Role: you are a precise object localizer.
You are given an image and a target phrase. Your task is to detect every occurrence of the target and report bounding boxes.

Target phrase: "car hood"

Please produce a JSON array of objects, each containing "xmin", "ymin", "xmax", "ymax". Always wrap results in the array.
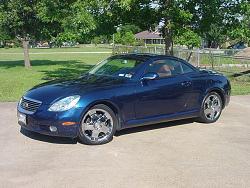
[
  {"xmin": 199, "ymin": 69, "xmax": 222, "ymax": 75},
  {"xmin": 24, "ymin": 74, "xmax": 126, "ymax": 104}
]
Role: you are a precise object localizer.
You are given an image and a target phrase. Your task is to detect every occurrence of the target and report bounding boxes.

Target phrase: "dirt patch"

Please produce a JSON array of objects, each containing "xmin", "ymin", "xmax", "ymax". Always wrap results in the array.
[{"xmin": 235, "ymin": 47, "xmax": 250, "ymax": 58}]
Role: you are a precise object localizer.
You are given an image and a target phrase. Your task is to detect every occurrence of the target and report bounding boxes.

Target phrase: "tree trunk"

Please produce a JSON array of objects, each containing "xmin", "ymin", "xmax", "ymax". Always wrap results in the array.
[
  {"xmin": 22, "ymin": 40, "xmax": 31, "ymax": 68},
  {"xmin": 187, "ymin": 51, "xmax": 193, "ymax": 61},
  {"xmin": 164, "ymin": 21, "xmax": 174, "ymax": 56},
  {"xmin": 207, "ymin": 40, "xmax": 212, "ymax": 48},
  {"xmin": 164, "ymin": 0, "xmax": 173, "ymax": 56}
]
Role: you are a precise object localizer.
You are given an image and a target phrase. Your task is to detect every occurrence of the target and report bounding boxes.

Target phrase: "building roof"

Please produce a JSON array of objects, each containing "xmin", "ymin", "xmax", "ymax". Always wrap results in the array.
[{"xmin": 135, "ymin": 30, "xmax": 163, "ymax": 40}]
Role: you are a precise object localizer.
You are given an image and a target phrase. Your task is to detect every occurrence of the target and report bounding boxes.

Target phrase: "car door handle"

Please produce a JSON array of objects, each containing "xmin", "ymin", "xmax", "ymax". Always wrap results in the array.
[{"xmin": 181, "ymin": 81, "xmax": 192, "ymax": 87}]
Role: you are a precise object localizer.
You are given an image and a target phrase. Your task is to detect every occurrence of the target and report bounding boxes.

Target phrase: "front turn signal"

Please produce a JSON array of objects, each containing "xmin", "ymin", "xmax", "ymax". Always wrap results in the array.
[{"xmin": 62, "ymin": 122, "xmax": 77, "ymax": 126}]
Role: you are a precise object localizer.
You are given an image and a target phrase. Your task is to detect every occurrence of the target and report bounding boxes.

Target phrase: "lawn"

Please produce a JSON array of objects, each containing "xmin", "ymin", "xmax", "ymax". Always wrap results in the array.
[
  {"xmin": 216, "ymin": 67, "xmax": 250, "ymax": 95},
  {"xmin": 0, "ymin": 46, "xmax": 112, "ymax": 53},
  {"xmin": 0, "ymin": 47, "xmax": 111, "ymax": 102},
  {"xmin": 0, "ymin": 47, "xmax": 249, "ymax": 102}
]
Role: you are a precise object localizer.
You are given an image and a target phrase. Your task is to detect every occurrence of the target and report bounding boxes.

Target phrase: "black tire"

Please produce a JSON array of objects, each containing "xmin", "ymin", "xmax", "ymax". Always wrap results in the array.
[
  {"xmin": 198, "ymin": 92, "xmax": 223, "ymax": 123},
  {"xmin": 78, "ymin": 104, "xmax": 117, "ymax": 145}
]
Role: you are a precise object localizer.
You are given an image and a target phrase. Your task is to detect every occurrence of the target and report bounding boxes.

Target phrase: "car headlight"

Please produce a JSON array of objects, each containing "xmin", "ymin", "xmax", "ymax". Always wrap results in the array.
[
  {"xmin": 18, "ymin": 97, "xmax": 23, "ymax": 105},
  {"xmin": 48, "ymin": 95, "xmax": 80, "ymax": 112}
]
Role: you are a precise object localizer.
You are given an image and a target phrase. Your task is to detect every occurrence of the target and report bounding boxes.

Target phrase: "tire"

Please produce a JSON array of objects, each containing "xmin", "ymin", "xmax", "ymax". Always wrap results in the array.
[
  {"xmin": 198, "ymin": 92, "xmax": 223, "ymax": 123},
  {"xmin": 78, "ymin": 104, "xmax": 117, "ymax": 145}
]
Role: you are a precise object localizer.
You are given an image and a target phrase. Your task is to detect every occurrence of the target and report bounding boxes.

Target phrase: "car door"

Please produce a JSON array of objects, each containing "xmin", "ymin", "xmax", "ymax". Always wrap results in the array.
[
  {"xmin": 179, "ymin": 61, "xmax": 203, "ymax": 111},
  {"xmin": 135, "ymin": 58, "xmax": 193, "ymax": 119}
]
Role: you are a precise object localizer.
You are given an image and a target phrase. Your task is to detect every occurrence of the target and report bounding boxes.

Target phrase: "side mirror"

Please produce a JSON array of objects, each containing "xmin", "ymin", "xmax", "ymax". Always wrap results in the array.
[{"xmin": 141, "ymin": 72, "xmax": 159, "ymax": 81}]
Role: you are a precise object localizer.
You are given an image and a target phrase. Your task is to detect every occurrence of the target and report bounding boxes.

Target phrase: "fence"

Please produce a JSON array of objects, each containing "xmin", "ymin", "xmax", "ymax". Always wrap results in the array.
[
  {"xmin": 113, "ymin": 45, "xmax": 249, "ymax": 67},
  {"xmin": 113, "ymin": 45, "xmax": 250, "ymax": 92},
  {"xmin": 113, "ymin": 45, "xmax": 250, "ymax": 75}
]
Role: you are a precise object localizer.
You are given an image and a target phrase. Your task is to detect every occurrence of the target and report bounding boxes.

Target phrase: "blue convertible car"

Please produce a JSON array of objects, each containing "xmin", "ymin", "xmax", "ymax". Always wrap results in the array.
[{"xmin": 17, "ymin": 54, "xmax": 230, "ymax": 145}]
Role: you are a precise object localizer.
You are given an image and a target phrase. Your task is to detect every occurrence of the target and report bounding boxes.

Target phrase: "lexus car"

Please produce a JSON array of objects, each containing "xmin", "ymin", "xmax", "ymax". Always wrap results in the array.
[{"xmin": 17, "ymin": 54, "xmax": 230, "ymax": 145}]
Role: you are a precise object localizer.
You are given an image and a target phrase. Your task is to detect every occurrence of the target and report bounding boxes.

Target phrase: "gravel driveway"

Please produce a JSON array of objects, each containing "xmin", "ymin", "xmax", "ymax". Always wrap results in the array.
[{"xmin": 1, "ymin": 96, "xmax": 250, "ymax": 188}]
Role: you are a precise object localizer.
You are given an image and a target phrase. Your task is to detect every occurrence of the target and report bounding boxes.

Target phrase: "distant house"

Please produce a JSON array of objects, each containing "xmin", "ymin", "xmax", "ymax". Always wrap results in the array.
[{"xmin": 135, "ymin": 30, "xmax": 164, "ymax": 45}]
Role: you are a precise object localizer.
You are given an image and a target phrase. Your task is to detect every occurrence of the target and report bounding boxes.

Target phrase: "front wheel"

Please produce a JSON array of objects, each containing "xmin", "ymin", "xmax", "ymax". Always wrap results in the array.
[
  {"xmin": 198, "ymin": 92, "xmax": 223, "ymax": 123},
  {"xmin": 78, "ymin": 104, "xmax": 117, "ymax": 145}
]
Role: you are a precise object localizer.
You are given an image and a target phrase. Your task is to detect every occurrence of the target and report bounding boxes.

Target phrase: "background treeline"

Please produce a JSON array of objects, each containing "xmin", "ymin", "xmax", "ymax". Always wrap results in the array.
[{"xmin": 0, "ymin": 0, "xmax": 249, "ymax": 52}]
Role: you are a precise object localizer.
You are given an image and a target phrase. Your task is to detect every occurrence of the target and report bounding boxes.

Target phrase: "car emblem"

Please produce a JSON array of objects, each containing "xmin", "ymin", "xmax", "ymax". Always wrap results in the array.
[{"xmin": 23, "ymin": 102, "xmax": 29, "ymax": 108}]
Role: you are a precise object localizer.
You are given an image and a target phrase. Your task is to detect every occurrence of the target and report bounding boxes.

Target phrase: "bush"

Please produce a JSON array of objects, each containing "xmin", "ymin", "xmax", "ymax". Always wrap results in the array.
[
  {"xmin": 92, "ymin": 37, "xmax": 102, "ymax": 46},
  {"xmin": 115, "ymin": 31, "xmax": 136, "ymax": 46}
]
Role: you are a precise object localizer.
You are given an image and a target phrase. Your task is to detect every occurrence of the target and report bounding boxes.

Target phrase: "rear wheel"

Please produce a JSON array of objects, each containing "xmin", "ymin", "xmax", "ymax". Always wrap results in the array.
[
  {"xmin": 198, "ymin": 92, "xmax": 223, "ymax": 123},
  {"xmin": 78, "ymin": 104, "xmax": 117, "ymax": 145}
]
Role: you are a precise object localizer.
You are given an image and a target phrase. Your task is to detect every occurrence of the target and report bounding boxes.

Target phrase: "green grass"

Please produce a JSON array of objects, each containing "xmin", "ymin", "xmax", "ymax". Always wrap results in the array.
[
  {"xmin": 230, "ymin": 81, "xmax": 250, "ymax": 95},
  {"xmin": 215, "ymin": 67, "xmax": 250, "ymax": 96},
  {"xmin": 199, "ymin": 54, "xmax": 249, "ymax": 66},
  {"xmin": 0, "ymin": 47, "xmax": 249, "ymax": 102},
  {"xmin": 0, "ymin": 46, "xmax": 112, "ymax": 53},
  {"xmin": 0, "ymin": 47, "xmax": 111, "ymax": 101},
  {"xmin": 177, "ymin": 52, "xmax": 249, "ymax": 66}
]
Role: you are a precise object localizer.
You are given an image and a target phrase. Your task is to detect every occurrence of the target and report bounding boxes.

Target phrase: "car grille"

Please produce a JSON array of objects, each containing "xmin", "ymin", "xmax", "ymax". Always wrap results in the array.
[{"xmin": 20, "ymin": 97, "xmax": 42, "ymax": 112}]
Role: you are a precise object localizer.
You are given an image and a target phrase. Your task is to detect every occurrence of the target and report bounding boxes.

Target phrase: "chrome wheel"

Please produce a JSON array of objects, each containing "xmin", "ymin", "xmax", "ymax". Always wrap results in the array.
[
  {"xmin": 81, "ymin": 108, "xmax": 113, "ymax": 142},
  {"xmin": 204, "ymin": 94, "xmax": 222, "ymax": 121}
]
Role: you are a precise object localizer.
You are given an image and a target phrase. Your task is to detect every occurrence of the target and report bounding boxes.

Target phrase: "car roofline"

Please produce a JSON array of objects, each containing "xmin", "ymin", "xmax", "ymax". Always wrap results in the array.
[
  {"xmin": 111, "ymin": 53, "xmax": 178, "ymax": 61},
  {"xmin": 109, "ymin": 53, "xmax": 198, "ymax": 70}
]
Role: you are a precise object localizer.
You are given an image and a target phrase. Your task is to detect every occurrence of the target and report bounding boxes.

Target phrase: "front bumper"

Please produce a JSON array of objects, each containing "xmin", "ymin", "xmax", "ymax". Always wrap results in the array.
[{"xmin": 17, "ymin": 104, "xmax": 85, "ymax": 138}]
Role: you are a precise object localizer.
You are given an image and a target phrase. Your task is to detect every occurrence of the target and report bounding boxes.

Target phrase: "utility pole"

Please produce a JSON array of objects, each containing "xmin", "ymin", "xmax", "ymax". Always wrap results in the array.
[
  {"xmin": 112, "ymin": 24, "xmax": 121, "ymax": 54},
  {"xmin": 112, "ymin": 33, "xmax": 115, "ymax": 54}
]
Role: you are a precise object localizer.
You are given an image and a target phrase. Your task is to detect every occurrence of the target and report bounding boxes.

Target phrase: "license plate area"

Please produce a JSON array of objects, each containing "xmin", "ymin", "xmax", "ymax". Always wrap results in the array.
[{"xmin": 18, "ymin": 112, "xmax": 27, "ymax": 125}]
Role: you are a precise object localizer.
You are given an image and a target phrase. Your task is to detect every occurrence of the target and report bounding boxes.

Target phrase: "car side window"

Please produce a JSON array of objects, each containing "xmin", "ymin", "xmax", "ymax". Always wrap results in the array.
[
  {"xmin": 93, "ymin": 58, "xmax": 142, "ymax": 78},
  {"xmin": 181, "ymin": 63, "xmax": 195, "ymax": 74},
  {"xmin": 145, "ymin": 59, "xmax": 183, "ymax": 78}
]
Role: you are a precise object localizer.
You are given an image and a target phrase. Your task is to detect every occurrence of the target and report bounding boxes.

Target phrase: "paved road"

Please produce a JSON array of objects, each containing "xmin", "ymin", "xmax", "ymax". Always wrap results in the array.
[{"xmin": 0, "ymin": 96, "xmax": 250, "ymax": 188}]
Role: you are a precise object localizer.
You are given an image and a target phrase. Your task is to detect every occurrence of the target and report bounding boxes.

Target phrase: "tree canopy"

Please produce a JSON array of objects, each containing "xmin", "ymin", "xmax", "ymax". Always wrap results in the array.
[
  {"xmin": 0, "ymin": 0, "xmax": 249, "ymax": 65},
  {"xmin": 0, "ymin": 0, "xmax": 98, "ymax": 67}
]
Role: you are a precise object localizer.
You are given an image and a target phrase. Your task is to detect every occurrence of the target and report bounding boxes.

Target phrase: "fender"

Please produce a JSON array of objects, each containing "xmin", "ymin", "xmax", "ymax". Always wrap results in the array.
[
  {"xmin": 79, "ymin": 99, "xmax": 123, "ymax": 131},
  {"xmin": 203, "ymin": 86, "xmax": 226, "ymax": 108}
]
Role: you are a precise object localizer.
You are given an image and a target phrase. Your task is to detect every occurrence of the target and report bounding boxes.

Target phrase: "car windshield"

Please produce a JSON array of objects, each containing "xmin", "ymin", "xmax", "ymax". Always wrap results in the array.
[{"xmin": 89, "ymin": 57, "xmax": 143, "ymax": 79}]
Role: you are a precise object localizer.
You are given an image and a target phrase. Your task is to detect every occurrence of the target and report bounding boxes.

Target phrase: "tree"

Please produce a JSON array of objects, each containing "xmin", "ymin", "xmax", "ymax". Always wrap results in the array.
[
  {"xmin": 228, "ymin": 1, "xmax": 250, "ymax": 45},
  {"xmin": 89, "ymin": 0, "xmax": 195, "ymax": 54},
  {"xmin": 0, "ymin": 0, "xmax": 45, "ymax": 67},
  {"xmin": 85, "ymin": 0, "xmax": 134, "ymax": 37},
  {"xmin": 175, "ymin": 29, "xmax": 201, "ymax": 49},
  {"xmin": 115, "ymin": 31, "xmax": 136, "ymax": 45},
  {"xmin": 37, "ymin": 0, "xmax": 97, "ymax": 45},
  {"xmin": 150, "ymin": 0, "xmax": 193, "ymax": 55},
  {"xmin": 119, "ymin": 0, "xmax": 249, "ymax": 52},
  {"xmin": 92, "ymin": 36, "xmax": 102, "ymax": 46},
  {"xmin": 122, "ymin": 31, "xmax": 136, "ymax": 45},
  {"xmin": 0, "ymin": 0, "xmax": 96, "ymax": 67},
  {"xmin": 119, "ymin": 24, "xmax": 141, "ymax": 34},
  {"xmin": 109, "ymin": 0, "xmax": 193, "ymax": 55},
  {"xmin": 207, "ymin": 24, "xmax": 226, "ymax": 48},
  {"xmin": 0, "ymin": 29, "xmax": 11, "ymax": 47},
  {"xmin": 184, "ymin": 0, "xmax": 249, "ymax": 48},
  {"xmin": 88, "ymin": 0, "xmax": 157, "ymax": 40}
]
